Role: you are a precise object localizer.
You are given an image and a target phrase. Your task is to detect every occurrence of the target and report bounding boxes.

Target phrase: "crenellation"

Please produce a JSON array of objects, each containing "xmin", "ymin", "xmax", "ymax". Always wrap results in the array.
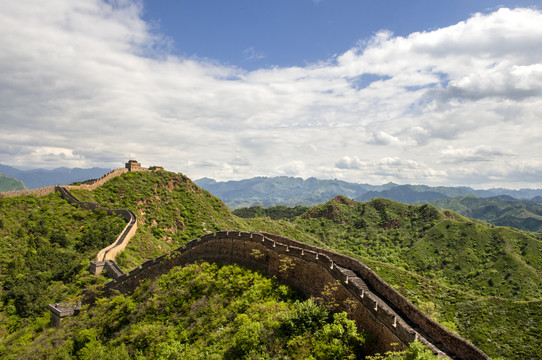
[
  {"xmin": 34, "ymin": 163, "xmax": 489, "ymax": 359},
  {"xmin": 141, "ymin": 259, "xmax": 155, "ymax": 268},
  {"xmin": 288, "ymin": 246, "xmax": 303, "ymax": 257},
  {"xmin": 92, "ymin": 230, "xmax": 483, "ymax": 357}
]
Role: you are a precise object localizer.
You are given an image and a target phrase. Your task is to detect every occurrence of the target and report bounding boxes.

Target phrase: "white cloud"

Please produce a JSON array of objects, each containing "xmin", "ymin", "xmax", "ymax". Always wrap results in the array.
[
  {"xmin": 243, "ymin": 47, "xmax": 265, "ymax": 61},
  {"xmin": 371, "ymin": 131, "xmax": 397, "ymax": 146},
  {"xmin": 0, "ymin": 2, "xmax": 541, "ymax": 188},
  {"xmin": 440, "ymin": 145, "xmax": 516, "ymax": 163},
  {"xmin": 335, "ymin": 156, "xmax": 365, "ymax": 170}
]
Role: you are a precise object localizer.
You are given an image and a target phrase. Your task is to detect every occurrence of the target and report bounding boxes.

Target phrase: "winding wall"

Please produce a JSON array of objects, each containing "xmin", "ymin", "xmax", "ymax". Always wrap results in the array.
[
  {"xmin": 56, "ymin": 186, "xmax": 136, "ymax": 273},
  {"xmin": 6, "ymin": 167, "xmax": 489, "ymax": 358},
  {"xmin": 87, "ymin": 231, "xmax": 490, "ymax": 360},
  {"xmin": 0, "ymin": 168, "xmax": 128, "ymax": 198}
]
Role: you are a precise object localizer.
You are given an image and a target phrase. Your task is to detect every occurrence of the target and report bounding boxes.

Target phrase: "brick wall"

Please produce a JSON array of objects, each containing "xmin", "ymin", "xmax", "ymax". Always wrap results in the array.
[{"xmin": 88, "ymin": 231, "xmax": 490, "ymax": 360}]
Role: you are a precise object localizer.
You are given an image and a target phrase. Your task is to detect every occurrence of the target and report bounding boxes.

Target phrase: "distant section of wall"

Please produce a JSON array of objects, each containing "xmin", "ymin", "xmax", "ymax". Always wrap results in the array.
[
  {"xmin": 0, "ymin": 168, "xmax": 128, "ymax": 198},
  {"xmin": 86, "ymin": 231, "xmax": 490, "ymax": 360},
  {"xmin": 1, "ymin": 163, "xmax": 140, "ymax": 273},
  {"xmin": 0, "ymin": 185, "xmax": 57, "ymax": 198},
  {"xmin": 64, "ymin": 168, "xmax": 128, "ymax": 191},
  {"xmin": 96, "ymin": 209, "xmax": 137, "ymax": 262},
  {"xmin": 56, "ymin": 186, "xmax": 137, "ymax": 266}
]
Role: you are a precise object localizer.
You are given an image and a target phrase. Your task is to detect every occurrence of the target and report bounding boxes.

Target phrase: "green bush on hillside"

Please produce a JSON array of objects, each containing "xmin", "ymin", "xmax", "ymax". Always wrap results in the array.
[{"xmin": 0, "ymin": 263, "xmax": 366, "ymax": 359}]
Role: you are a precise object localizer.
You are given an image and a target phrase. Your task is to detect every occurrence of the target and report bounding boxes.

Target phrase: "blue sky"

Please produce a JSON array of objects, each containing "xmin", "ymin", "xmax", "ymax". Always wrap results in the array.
[
  {"xmin": 1, "ymin": 0, "xmax": 542, "ymax": 189},
  {"xmin": 141, "ymin": 0, "xmax": 537, "ymax": 69}
]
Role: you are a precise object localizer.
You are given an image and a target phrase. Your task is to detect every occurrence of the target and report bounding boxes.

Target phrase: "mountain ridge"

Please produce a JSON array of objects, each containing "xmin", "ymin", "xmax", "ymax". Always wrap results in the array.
[
  {"xmin": 0, "ymin": 173, "xmax": 27, "ymax": 192},
  {"xmin": 0, "ymin": 164, "xmax": 112, "ymax": 189},
  {"xmin": 195, "ymin": 176, "xmax": 542, "ymax": 209}
]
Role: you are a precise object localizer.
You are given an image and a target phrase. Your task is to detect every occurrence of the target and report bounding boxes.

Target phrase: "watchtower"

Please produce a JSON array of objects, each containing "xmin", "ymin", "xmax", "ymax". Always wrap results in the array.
[{"xmin": 125, "ymin": 160, "xmax": 142, "ymax": 172}]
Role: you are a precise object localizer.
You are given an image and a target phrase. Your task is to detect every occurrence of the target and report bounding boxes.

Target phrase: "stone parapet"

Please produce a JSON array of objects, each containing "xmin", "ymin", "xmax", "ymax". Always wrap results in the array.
[
  {"xmin": 48, "ymin": 302, "xmax": 81, "ymax": 326},
  {"xmin": 0, "ymin": 185, "xmax": 57, "ymax": 198},
  {"xmin": 87, "ymin": 231, "xmax": 490, "ymax": 360}
]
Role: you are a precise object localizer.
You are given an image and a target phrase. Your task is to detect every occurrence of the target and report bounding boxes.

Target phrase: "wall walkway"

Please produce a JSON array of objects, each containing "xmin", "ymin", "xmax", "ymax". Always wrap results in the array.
[
  {"xmin": 55, "ymin": 186, "xmax": 136, "ymax": 276},
  {"xmin": 3, "ymin": 167, "xmax": 489, "ymax": 358},
  {"xmin": 86, "ymin": 231, "xmax": 490, "ymax": 360}
]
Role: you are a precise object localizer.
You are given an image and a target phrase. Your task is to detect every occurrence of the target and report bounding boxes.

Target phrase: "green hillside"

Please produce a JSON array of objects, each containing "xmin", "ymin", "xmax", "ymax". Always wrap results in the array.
[
  {"xmin": 0, "ymin": 262, "xmax": 372, "ymax": 359},
  {"xmin": 291, "ymin": 196, "xmax": 542, "ymax": 359},
  {"xmin": 0, "ymin": 171, "xmax": 540, "ymax": 359},
  {"xmin": 0, "ymin": 173, "xmax": 26, "ymax": 192},
  {"xmin": 432, "ymin": 195, "xmax": 542, "ymax": 233},
  {"xmin": 0, "ymin": 192, "xmax": 126, "ymax": 320}
]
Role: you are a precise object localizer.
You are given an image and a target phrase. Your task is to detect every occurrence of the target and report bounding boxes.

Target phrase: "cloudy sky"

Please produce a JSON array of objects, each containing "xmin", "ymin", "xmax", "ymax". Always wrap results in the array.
[{"xmin": 1, "ymin": 0, "xmax": 542, "ymax": 189}]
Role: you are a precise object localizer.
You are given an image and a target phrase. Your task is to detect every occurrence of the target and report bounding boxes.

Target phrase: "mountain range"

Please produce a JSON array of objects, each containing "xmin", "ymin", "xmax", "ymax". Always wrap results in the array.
[
  {"xmin": 197, "ymin": 177, "xmax": 542, "ymax": 233},
  {"xmin": 195, "ymin": 176, "xmax": 542, "ymax": 209},
  {"xmin": 0, "ymin": 164, "xmax": 111, "ymax": 189},
  {"xmin": 2, "ymin": 165, "xmax": 542, "ymax": 233}
]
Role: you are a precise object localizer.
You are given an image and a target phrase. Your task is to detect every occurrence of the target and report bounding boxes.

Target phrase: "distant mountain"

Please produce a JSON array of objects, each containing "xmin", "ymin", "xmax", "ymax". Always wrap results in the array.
[
  {"xmin": 431, "ymin": 195, "xmax": 542, "ymax": 233},
  {"xmin": 355, "ymin": 184, "xmax": 476, "ymax": 203},
  {"xmin": 0, "ymin": 173, "xmax": 27, "ymax": 192},
  {"xmin": 473, "ymin": 188, "xmax": 542, "ymax": 199},
  {"xmin": 196, "ymin": 176, "xmax": 542, "ymax": 209},
  {"xmin": 0, "ymin": 164, "xmax": 111, "ymax": 189},
  {"xmin": 195, "ymin": 176, "xmax": 397, "ymax": 209}
]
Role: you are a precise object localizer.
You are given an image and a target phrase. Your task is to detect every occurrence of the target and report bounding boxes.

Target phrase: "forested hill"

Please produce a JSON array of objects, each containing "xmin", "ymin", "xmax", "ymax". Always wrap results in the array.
[
  {"xmin": 0, "ymin": 170, "xmax": 540, "ymax": 359},
  {"xmin": 0, "ymin": 173, "xmax": 26, "ymax": 192},
  {"xmin": 431, "ymin": 195, "xmax": 542, "ymax": 233}
]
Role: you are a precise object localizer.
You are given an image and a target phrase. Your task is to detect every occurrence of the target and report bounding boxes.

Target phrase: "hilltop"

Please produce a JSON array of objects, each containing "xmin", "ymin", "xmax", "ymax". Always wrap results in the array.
[
  {"xmin": 0, "ymin": 170, "xmax": 540, "ymax": 359},
  {"xmin": 199, "ymin": 176, "xmax": 542, "ymax": 233},
  {"xmin": 0, "ymin": 173, "xmax": 26, "ymax": 192},
  {"xmin": 430, "ymin": 195, "xmax": 542, "ymax": 233}
]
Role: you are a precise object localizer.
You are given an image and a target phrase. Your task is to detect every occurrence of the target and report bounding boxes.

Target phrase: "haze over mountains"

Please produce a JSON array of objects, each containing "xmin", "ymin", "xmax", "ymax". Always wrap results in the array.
[
  {"xmin": 2, "ymin": 164, "xmax": 542, "ymax": 233},
  {"xmin": 195, "ymin": 176, "xmax": 542, "ymax": 208},
  {"xmin": 0, "ymin": 164, "xmax": 111, "ymax": 189},
  {"xmin": 196, "ymin": 177, "xmax": 542, "ymax": 233}
]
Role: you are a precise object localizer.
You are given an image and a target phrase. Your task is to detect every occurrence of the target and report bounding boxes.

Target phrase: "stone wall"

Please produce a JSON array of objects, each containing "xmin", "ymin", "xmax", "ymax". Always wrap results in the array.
[
  {"xmin": 64, "ymin": 168, "xmax": 128, "ymax": 191},
  {"xmin": 87, "ymin": 231, "xmax": 490, "ymax": 360},
  {"xmin": 56, "ymin": 186, "xmax": 137, "ymax": 265},
  {"xmin": 0, "ymin": 168, "xmax": 128, "ymax": 198},
  {"xmin": 96, "ymin": 210, "xmax": 137, "ymax": 262},
  {"xmin": 0, "ymin": 185, "xmax": 57, "ymax": 198}
]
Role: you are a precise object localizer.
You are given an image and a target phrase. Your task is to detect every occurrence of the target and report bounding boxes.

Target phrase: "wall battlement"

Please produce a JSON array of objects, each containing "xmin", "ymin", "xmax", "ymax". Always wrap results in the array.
[
  {"xmin": 55, "ymin": 186, "xmax": 137, "ymax": 267},
  {"xmin": 8, "ymin": 163, "xmax": 487, "ymax": 358},
  {"xmin": 85, "ymin": 231, "xmax": 490, "ymax": 360},
  {"xmin": 1, "ymin": 159, "xmax": 156, "ymax": 198}
]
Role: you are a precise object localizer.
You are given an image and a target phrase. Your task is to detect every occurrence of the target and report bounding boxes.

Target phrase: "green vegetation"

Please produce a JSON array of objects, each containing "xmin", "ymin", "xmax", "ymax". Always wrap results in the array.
[
  {"xmin": 0, "ymin": 263, "xmax": 366, "ymax": 359},
  {"xmin": 0, "ymin": 192, "xmax": 125, "ymax": 323},
  {"xmin": 431, "ymin": 195, "xmax": 542, "ymax": 233},
  {"xmin": 233, "ymin": 205, "xmax": 310, "ymax": 220},
  {"xmin": 0, "ymin": 173, "xmax": 26, "ymax": 192},
  {"xmin": 0, "ymin": 171, "xmax": 540, "ymax": 359},
  {"xmin": 291, "ymin": 196, "xmax": 542, "ymax": 359},
  {"xmin": 70, "ymin": 171, "xmax": 250, "ymax": 269},
  {"xmin": 366, "ymin": 340, "xmax": 439, "ymax": 360}
]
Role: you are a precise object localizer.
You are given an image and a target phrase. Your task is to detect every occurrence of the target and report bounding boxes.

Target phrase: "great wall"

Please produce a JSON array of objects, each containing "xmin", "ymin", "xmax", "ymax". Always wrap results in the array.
[{"xmin": 2, "ymin": 160, "xmax": 490, "ymax": 360}]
